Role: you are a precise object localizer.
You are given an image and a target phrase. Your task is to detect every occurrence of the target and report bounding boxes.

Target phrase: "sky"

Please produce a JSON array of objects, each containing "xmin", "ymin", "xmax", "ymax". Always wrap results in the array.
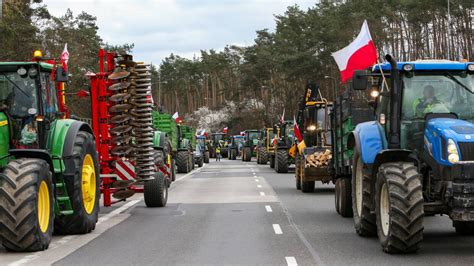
[{"xmin": 43, "ymin": 0, "xmax": 316, "ymax": 64}]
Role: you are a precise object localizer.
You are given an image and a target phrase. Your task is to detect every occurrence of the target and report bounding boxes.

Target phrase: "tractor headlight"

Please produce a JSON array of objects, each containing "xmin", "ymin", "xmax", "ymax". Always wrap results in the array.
[
  {"xmin": 468, "ymin": 64, "xmax": 474, "ymax": 72},
  {"xmin": 447, "ymin": 139, "xmax": 460, "ymax": 163},
  {"xmin": 403, "ymin": 64, "xmax": 414, "ymax": 72},
  {"xmin": 307, "ymin": 125, "xmax": 316, "ymax": 131}
]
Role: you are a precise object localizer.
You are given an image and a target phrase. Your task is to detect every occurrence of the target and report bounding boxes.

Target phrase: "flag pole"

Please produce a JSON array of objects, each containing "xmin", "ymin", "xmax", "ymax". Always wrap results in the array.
[{"xmin": 376, "ymin": 59, "xmax": 389, "ymax": 92}]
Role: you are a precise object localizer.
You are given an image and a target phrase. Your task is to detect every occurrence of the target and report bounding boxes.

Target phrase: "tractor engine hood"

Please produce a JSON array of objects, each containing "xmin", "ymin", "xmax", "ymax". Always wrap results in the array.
[{"xmin": 425, "ymin": 118, "xmax": 474, "ymax": 165}]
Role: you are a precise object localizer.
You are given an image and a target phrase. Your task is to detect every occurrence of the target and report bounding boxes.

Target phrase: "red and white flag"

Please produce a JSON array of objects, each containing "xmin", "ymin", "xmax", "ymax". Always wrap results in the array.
[
  {"xmin": 172, "ymin": 112, "xmax": 182, "ymax": 123},
  {"xmin": 279, "ymin": 108, "xmax": 285, "ymax": 124},
  {"xmin": 60, "ymin": 43, "xmax": 69, "ymax": 72},
  {"xmin": 200, "ymin": 129, "xmax": 207, "ymax": 136},
  {"xmin": 293, "ymin": 116, "xmax": 303, "ymax": 142},
  {"xmin": 331, "ymin": 20, "xmax": 377, "ymax": 84},
  {"xmin": 223, "ymin": 127, "xmax": 228, "ymax": 133}
]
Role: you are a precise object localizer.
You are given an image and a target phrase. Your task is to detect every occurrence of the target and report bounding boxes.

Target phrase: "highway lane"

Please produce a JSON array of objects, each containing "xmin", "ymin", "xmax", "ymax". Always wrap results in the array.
[{"xmin": 3, "ymin": 157, "xmax": 474, "ymax": 265}]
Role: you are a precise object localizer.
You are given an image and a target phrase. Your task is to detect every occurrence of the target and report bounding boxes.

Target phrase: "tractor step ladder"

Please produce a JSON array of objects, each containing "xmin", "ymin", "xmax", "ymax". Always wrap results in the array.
[{"xmin": 52, "ymin": 156, "xmax": 74, "ymax": 216}]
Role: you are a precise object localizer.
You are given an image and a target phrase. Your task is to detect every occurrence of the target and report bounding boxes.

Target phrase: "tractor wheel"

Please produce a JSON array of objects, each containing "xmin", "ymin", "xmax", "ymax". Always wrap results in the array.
[
  {"xmin": 301, "ymin": 181, "xmax": 315, "ymax": 193},
  {"xmin": 375, "ymin": 162, "xmax": 424, "ymax": 253},
  {"xmin": 204, "ymin": 151, "xmax": 210, "ymax": 163},
  {"xmin": 453, "ymin": 221, "xmax": 474, "ymax": 235},
  {"xmin": 55, "ymin": 131, "xmax": 99, "ymax": 235},
  {"xmin": 144, "ymin": 172, "xmax": 168, "ymax": 207},
  {"xmin": 0, "ymin": 159, "xmax": 54, "ymax": 251},
  {"xmin": 276, "ymin": 149, "xmax": 289, "ymax": 173},
  {"xmin": 171, "ymin": 158, "xmax": 177, "ymax": 181},
  {"xmin": 352, "ymin": 149, "xmax": 376, "ymax": 236},
  {"xmin": 243, "ymin": 147, "xmax": 251, "ymax": 162},
  {"xmin": 337, "ymin": 178, "xmax": 353, "ymax": 217},
  {"xmin": 261, "ymin": 149, "xmax": 268, "ymax": 164},
  {"xmin": 270, "ymin": 155, "xmax": 275, "ymax": 168},
  {"xmin": 176, "ymin": 151, "xmax": 190, "ymax": 173},
  {"xmin": 295, "ymin": 155, "xmax": 301, "ymax": 190},
  {"xmin": 198, "ymin": 157, "xmax": 204, "ymax": 167},
  {"xmin": 190, "ymin": 153, "xmax": 195, "ymax": 170}
]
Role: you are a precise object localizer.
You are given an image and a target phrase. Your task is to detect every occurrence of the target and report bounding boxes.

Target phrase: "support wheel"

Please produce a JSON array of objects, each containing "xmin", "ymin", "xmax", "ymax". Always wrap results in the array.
[
  {"xmin": 144, "ymin": 172, "xmax": 168, "ymax": 207},
  {"xmin": 55, "ymin": 131, "xmax": 99, "ymax": 235},
  {"xmin": 0, "ymin": 159, "xmax": 54, "ymax": 251},
  {"xmin": 352, "ymin": 149, "xmax": 376, "ymax": 236},
  {"xmin": 375, "ymin": 162, "xmax": 424, "ymax": 254}
]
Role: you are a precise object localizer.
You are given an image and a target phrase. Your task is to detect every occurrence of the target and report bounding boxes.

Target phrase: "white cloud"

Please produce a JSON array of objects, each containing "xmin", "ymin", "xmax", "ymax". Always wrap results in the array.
[{"xmin": 43, "ymin": 0, "xmax": 316, "ymax": 64}]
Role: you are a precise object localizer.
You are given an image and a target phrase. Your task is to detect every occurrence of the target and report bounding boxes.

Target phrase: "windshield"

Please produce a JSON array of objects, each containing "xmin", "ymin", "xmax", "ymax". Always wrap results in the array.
[
  {"xmin": 402, "ymin": 73, "xmax": 474, "ymax": 122},
  {"xmin": 401, "ymin": 73, "xmax": 474, "ymax": 151},
  {"xmin": 248, "ymin": 132, "xmax": 259, "ymax": 140},
  {"xmin": 0, "ymin": 72, "xmax": 38, "ymax": 118}
]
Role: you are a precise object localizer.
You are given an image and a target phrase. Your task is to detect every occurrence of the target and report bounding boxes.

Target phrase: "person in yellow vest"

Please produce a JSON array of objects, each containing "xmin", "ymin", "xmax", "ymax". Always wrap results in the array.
[
  {"xmin": 413, "ymin": 85, "xmax": 448, "ymax": 118},
  {"xmin": 216, "ymin": 145, "xmax": 221, "ymax": 162}
]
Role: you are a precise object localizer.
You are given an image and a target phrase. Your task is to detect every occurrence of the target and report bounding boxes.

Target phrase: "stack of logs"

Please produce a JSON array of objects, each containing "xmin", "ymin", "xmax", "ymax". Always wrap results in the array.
[{"xmin": 305, "ymin": 149, "xmax": 332, "ymax": 168}]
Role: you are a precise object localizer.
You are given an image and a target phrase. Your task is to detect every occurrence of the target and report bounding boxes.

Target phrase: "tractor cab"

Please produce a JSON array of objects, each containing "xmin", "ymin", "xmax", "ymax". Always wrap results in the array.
[
  {"xmin": 300, "ymin": 100, "xmax": 332, "ymax": 148},
  {"xmin": 0, "ymin": 58, "xmax": 67, "ymax": 150}
]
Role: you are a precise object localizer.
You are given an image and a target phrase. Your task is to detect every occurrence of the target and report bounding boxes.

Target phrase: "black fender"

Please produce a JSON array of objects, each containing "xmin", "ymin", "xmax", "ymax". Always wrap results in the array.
[
  {"xmin": 8, "ymin": 149, "xmax": 55, "ymax": 174},
  {"xmin": 62, "ymin": 121, "xmax": 94, "ymax": 158}
]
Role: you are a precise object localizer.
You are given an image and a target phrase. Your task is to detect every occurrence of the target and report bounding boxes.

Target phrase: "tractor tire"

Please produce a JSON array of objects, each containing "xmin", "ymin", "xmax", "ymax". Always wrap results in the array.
[
  {"xmin": 198, "ymin": 157, "xmax": 204, "ymax": 167},
  {"xmin": 301, "ymin": 181, "xmax": 315, "ymax": 193},
  {"xmin": 190, "ymin": 153, "xmax": 195, "ymax": 170},
  {"xmin": 295, "ymin": 155, "xmax": 301, "ymax": 190},
  {"xmin": 144, "ymin": 172, "xmax": 168, "ymax": 207},
  {"xmin": 352, "ymin": 149, "xmax": 376, "ymax": 237},
  {"xmin": 204, "ymin": 151, "xmax": 210, "ymax": 163},
  {"xmin": 270, "ymin": 155, "xmax": 275, "ymax": 168},
  {"xmin": 375, "ymin": 162, "xmax": 424, "ymax": 254},
  {"xmin": 55, "ymin": 131, "xmax": 100, "ymax": 235},
  {"xmin": 275, "ymin": 149, "xmax": 289, "ymax": 173},
  {"xmin": 230, "ymin": 149, "xmax": 236, "ymax": 160},
  {"xmin": 243, "ymin": 147, "xmax": 251, "ymax": 162},
  {"xmin": 336, "ymin": 178, "xmax": 353, "ymax": 217},
  {"xmin": 260, "ymin": 147, "xmax": 268, "ymax": 164},
  {"xmin": 171, "ymin": 159, "xmax": 177, "ymax": 181},
  {"xmin": 453, "ymin": 221, "xmax": 474, "ymax": 235},
  {"xmin": 0, "ymin": 159, "xmax": 54, "ymax": 251},
  {"xmin": 176, "ymin": 151, "xmax": 190, "ymax": 173}
]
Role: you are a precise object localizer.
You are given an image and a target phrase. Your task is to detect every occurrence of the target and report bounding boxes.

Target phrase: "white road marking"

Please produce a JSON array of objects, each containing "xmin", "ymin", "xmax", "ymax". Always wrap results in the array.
[
  {"xmin": 260, "ymin": 191, "xmax": 266, "ymax": 196},
  {"xmin": 255, "ymin": 179, "xmax": 260, "ymax": 182},
  {"xmin": 98, "ymin": 199, "xmax": 141, "ymax": 224},
  {"xmin": 257, "ymin": 184, "xmax": 262, "ymax": 188},
  {"xmin": 285, "ymin": 256, "xmax": 298, "ymax": 266},
  {"xmin": 273, "ymin": 224, "xmax": 283, "ymax": 234},
  {"xmin": 265, "ymin": 205, "xmax": 273, "ymax": 212}
]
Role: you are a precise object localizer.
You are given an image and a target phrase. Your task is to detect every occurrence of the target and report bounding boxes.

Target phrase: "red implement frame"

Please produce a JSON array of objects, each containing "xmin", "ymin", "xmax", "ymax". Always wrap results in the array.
[{"xmin": 89, "ymin": 49, "xmax": 171, "ymax": 207}]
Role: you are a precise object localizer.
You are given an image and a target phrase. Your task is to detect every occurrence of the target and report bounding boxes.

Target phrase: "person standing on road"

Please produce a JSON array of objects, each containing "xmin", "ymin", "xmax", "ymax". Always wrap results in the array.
[{"xmin": 216, "ymin": 145, "xmax": 221, "ymax": 161}]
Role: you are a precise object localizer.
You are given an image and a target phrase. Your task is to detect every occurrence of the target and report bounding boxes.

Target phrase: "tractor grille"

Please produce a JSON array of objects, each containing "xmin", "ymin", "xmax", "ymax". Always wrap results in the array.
[{"xmin": 458, "ymin": 142, "xmax": 474, "ymax": 161}]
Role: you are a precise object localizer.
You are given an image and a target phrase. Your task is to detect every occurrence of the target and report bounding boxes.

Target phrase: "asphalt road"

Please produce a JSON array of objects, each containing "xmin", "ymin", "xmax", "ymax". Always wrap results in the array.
[{"xmin": 2, "ymin": 157, "xmax": 474, "ymax": 265}]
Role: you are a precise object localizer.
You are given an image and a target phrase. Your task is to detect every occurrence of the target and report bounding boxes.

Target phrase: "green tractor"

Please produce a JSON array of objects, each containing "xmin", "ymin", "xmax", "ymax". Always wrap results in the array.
[
  {"xmin": 0, "ymin": 55, "xmax": 100, "ymax": 251},
  {"xmin": 228, "ymin": 135, "xmax": 244, "ymax": 160},
  {"xmin": 271, "ymin": 121, "xmax": 295, "ymax": 173},
  {"xmin": 209, "ymin": 132, "xmax": 226, "ymax": 158},
  {"xmin": 183, "ymin": 126, "xmax": 197, "ymax": 169},
  {"xmin": 241, "ymin": 129, "xmax": 260, "ymax": 162},
  {"xmin": 152, "ymin": 111, "xmax": 193, "ymax": 174}
]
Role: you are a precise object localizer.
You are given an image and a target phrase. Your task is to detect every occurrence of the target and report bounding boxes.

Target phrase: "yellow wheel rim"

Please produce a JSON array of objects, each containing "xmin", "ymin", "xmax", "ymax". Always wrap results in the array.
[
  {"xmin": 81, "ymin": 154, "xmax": 97, "ymax": 215},
  {"xmin": 37, "ymin": 180, "xmax": 50, "ymax": 233}
]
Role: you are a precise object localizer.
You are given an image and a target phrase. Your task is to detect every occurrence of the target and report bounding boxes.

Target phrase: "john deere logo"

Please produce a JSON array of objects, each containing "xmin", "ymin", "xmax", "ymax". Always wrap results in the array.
[{"xmin": 0, "ymin": 120, "xmax": 8, "ymax": 127}]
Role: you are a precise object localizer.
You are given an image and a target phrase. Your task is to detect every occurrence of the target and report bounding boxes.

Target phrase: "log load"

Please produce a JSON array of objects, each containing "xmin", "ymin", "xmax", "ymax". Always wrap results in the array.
[{"xmin": 305, "ymin": 149, "xmax": 332, "ymax": 168}]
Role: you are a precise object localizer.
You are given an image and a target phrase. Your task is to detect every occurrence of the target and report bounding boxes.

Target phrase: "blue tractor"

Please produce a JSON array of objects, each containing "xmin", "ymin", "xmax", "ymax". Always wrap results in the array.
[{"xmin": 345, "ymin": 55, "xmax": 474, "ymax": 253}]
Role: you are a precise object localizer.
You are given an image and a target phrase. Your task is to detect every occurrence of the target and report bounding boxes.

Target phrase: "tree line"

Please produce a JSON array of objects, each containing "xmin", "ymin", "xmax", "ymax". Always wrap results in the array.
[{"xmin": 159, "ymin": 0, "xmax": 473, "ymax": 131}]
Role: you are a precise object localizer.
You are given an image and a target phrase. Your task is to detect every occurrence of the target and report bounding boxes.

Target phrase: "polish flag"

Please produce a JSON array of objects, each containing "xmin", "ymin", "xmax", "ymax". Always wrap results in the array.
[
  {"xmin": 60, "ymin": 43, "xmax": 69, "ymax": 72},
  {"xmin": 279, "ymin": 108, "xmax": 285, "ymax": 124},
  {"xmin": 223, "ymin": 127, "xmax": 228, "ymax": 133},
  {"xmin": 172, "ymin": 112, "xmax": 182, "ymax": 123},
  {"xmin": 331, "ymin": 20, "xmax": 377, "ymax": 84},
  {"xmin": 293, "ymin": 116, "xmax": 303, "ymax": 142},
  {"xmin": 200, "ymin": 129, "xmax": 207, "ymax": 136}
]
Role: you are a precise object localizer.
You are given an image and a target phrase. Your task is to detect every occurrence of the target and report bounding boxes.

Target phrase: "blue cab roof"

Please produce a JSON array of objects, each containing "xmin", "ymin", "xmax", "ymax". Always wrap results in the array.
[{"xmin": 373, "ymin": 60, "xmax": 473, "ymax": 72}]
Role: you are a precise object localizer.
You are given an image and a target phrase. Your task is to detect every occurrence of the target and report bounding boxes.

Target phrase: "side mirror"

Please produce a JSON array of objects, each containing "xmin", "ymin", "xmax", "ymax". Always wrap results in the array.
[
  {"xmin": 55, "ymin": 66, "xmax": 68, "ymax": 82},
  {"xmin": 353, "ymin": 70, "xmax": 369, "ymax": 90}
]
